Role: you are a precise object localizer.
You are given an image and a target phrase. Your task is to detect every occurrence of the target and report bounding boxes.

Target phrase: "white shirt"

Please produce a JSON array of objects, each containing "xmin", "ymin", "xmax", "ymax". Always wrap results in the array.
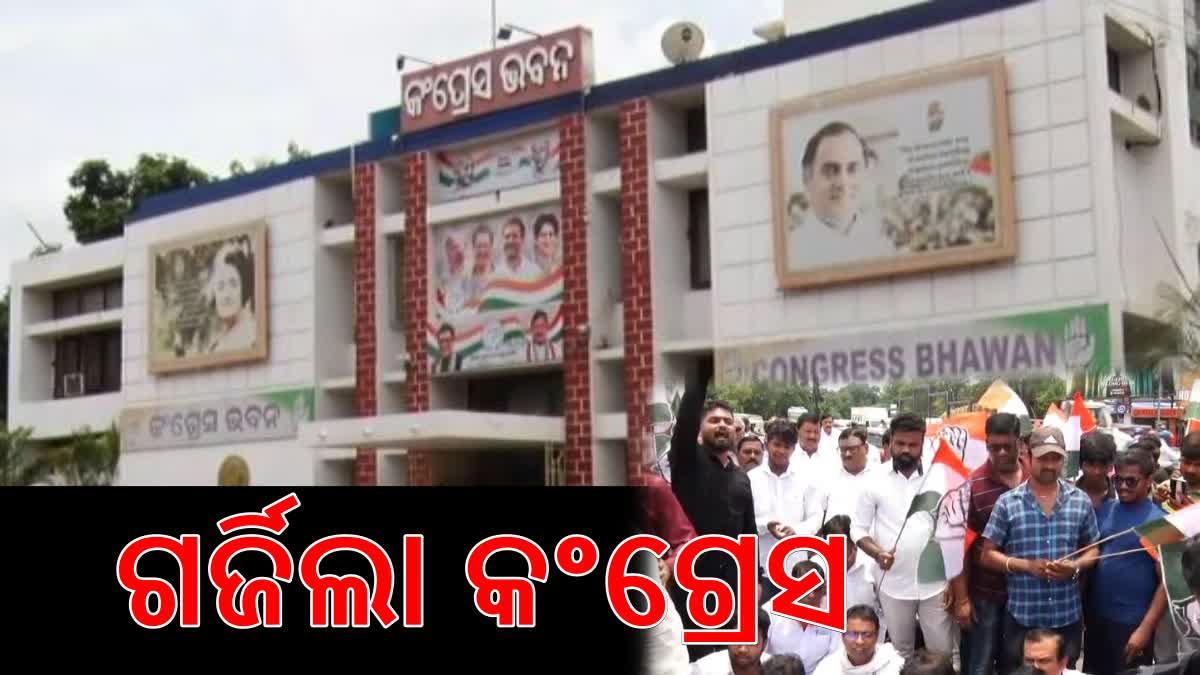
[
  {"xmin": 500, "ymin": 256, "xmax": 542, "ymax": 282},
  {"xmin": 765, "ymin": 599, "xmax": 839, "ymax": 674},
  {"xmin": 809, "ymin": 462, "xmax": 880, "ymax": 525},
  {"xmin": 850, "ymin": 459, "xmax": 944, "ymax": 601},
  {"xmin": 812, "ymin": 644, "xmax": 905, "ymax": 675},
  {"xmin": 691, "ymin": 650, "xmax": 770, "ymax": 675},
  {"xmin": 749, "ymin": 463, "xmax": 822, "ymax": 572}
]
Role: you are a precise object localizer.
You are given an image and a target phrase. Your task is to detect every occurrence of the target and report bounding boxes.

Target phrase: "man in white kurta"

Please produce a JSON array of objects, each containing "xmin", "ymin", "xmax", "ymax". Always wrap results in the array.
[
  {"xmin": 851, "ymin": 413, "xmax": 958, "ymax": 662},
  {"xmin": 749, "ymin": 419, "xmax": 824, "ymax": 577}
]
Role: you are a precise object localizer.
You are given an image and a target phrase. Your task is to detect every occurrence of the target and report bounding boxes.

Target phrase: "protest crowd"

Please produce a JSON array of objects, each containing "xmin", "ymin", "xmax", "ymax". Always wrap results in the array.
[{"xmin": 639, "ymin": 360, "xmax": 1200, "ymax": 675}]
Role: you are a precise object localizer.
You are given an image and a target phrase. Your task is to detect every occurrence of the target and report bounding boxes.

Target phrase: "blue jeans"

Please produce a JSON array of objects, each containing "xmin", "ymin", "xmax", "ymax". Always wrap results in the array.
[{"xmin": 961, "ymin": 597, "xmax": 1004, "ymax": 675}]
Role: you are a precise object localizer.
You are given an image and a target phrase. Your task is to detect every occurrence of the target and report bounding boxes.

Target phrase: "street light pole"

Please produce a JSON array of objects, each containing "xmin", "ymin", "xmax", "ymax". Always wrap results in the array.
[{"xmin": 491, "ymin": 0, "xmax": 497, "ymax": 50}]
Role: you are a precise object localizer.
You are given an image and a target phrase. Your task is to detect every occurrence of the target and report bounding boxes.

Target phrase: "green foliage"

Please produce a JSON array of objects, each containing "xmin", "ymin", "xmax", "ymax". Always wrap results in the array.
[
  {"xmin": 0, "ymin": 427, "xmax": 51, "ymax": 486},
  {"xmin": 229, "ymin": 140, "xmax": 312, "ymax": 177},
  {"xmin": 707, "ymin": 375, "xmax": 1067, "ymax": 421},
  {"xmin": 0, "ymin": 288, "xmax": 8, "ymax": 424},
  {"xmin": 64, "ymin": 154, "xmax": 213, "ymax": 244},
  {"xmin": 0, "ymin": 424, "xmax": 120, "ymax": 486}
]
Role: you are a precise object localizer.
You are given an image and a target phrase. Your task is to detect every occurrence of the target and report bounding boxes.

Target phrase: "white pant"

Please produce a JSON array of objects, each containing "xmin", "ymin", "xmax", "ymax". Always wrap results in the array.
[{"xmin": 879, "ymin": 590, "xmax": 960, "ymax": 663}]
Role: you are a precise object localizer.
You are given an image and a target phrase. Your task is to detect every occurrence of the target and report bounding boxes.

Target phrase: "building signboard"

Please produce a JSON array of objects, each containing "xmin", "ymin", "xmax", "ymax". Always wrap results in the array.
[
  {"xmin": 401, "ymin": 27, "xmax": 593, "ymax": 133},
  {"xmin": 716, "ymin": 304, "xmax": 1112, "ymax": 387},
  {"xmin": 119, "ymin": 388, "xmax": 314, "ymax": 452}
]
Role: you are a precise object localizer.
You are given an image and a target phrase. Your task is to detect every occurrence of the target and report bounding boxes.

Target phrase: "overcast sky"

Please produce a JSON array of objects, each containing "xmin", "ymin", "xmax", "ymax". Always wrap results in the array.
[{"xmin": 0, "ymin": 0, "xmax": 785, "ymax": 286}]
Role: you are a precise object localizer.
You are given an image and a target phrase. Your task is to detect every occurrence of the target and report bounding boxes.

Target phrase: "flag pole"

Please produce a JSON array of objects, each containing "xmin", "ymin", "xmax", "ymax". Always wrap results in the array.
[{"xmin": 1053, "ymin": 525, "xmax": 1138, "ymax": 563}]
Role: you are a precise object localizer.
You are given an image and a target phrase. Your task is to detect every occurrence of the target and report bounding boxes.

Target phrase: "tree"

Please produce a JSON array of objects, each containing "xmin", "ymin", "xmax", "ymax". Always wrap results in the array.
[
  {"xmin": 0, "ymin": 288, "xmax": 8, "ymax": 424},
  {"xmin": 0, "ymin": 427, "xmax": 50, "ymax": 486},
  {"xmin": 64, "ymin": 154, "xmax": 213, "ymax": 244},
  {"xmin": 229, "ymin": 140, "xmax": 312, "ymax": 177},
  {"xmin": 45, "ymin": 424, "xmax": 120, "ymax": 486}
]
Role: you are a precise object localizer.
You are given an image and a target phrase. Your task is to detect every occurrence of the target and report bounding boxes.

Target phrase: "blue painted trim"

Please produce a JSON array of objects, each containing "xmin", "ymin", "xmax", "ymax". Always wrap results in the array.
[
  {"xmin": 586, "ymin": 0, "xmax": 1036, "ymax": 109},
  {"xmin": 129, "ymin": 0, "xmax": 1034, "ymax": 224}
]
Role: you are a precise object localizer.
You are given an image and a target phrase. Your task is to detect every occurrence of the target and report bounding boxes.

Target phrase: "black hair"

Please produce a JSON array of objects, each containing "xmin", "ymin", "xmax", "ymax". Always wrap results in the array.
[
  {"xmin": 217, "ymin": 246, "xmax": 255, "ymax": 310},
  {"xmin": 845, "ymin": 604, "xmax": 879, "ymax": 630},
  {"xmin": 1182, "ymin": 537, "xmax": 1200, "ymax": 596},
  {"xmin": 1116, "ymin": 448, "xmax": 1156, "ymax": 479},
  {"xmin": 737, "ymin": 435, "xmax": 764, "ymax": 452},
  {"xmin": 1140, "ymin": 434, "xmax": 1165, "ymax": 450},
  {"xmin": 790, "ymin": 559, "xmax": 826, "ymax": 583},
  {"xmin": 900, "ymin": 650, "xmax": 956, "ymax": 675},
  {"xmin": 757, "ymin": 607, "xmax": 771, "ymax": 637},
  {"xmin": 703, "ymin": 399, "xmax": 735, "ymax": 418},
  {"xmin": 801, "ymin": 122, "xmax": 876, "ymax": 176},
  {"xmin": 1183, "ymin": 432, "xmax": 1200, "ymax": 462},
  {"xmin": 1023, "ymin": 628, "xmax": 1065, "ymax": 660},
  {"xmin": 796, "ymin": 412, "xmax": 820, "ymax": 428},
  {"xmin": 1006, "ymin": 667, "xmax": 1047, "ymax": 675},
  {"xmin": 881, "ymin": 429, "xmax": 891, "ymax": 446},
  {"xmin": 471, "ymin": 223, "xmax": 493, "ymax": 244},
  {"xmin": 985, "ymin": 412, "xmax": 1021, "ymax": 437},
  {"xmin": 763, "ymin": 654, "xmax": 806, "ymax": 675},
  {"xmin": 819, "ymin": 514, "xmax": 852, "ymax": 539},
  {"xmin": 839, "ymin": 426, "xmax": 868, "ymax": 445},
  {"xmin": 502, "ymin": 215, "xmax": 526, "ymax": 236},
  {"xmin": 1080, "ymin": 431, "xmax": 1117, "ymax": 465},
  {"xmin": 766, "ymin": 418, "xmax": 799, "ymax": 447},
  {"xmin": 438, "ymin": 323, "xmax": 454, "ymax": 337},
  {"xmin": 820, "ymin": 414, "xmax": 834, "ymax": 423},
  {"xmin": 532, "ymin": 213, "xmax": 559, "ymax": 237},
  {"xmin": 530, "ymin": 310, "xmax": 548, "ymax": 326},
  {"xmin": 890, "ymin": 412, "xmax": 926, "ymax": 435}
]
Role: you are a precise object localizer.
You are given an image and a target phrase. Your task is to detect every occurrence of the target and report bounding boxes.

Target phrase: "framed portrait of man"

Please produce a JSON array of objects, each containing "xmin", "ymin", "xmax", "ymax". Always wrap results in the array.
[
  {"xmin": 770, "ymin": 56, "xmax": 1016, "ymax": 290},
  {"xmin": 147, "ymin": 221, "xmax": 269, "ymax": 375}
]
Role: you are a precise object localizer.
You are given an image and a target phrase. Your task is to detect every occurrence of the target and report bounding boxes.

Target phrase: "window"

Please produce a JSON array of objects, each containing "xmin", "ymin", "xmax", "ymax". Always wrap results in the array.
[
  {"xmin": 53, "ymin": 328, "xmax": 121, "ymax": 398},
  {"xmin": 685, "ymin": 106, "xmax": 707, "ymax": 153},
  {"xmin": 688, "ymin": 189, "xmax": 712, "ymax": 290},
  {"xmin": 1107, "ymin": 47, "xmax": 1121, "ymax": 92},
  {"xmin": 1189, "ymin": 47, "xmax": 1200, "ymax": 146},
  {"xmin": 391, "ymin": 236, "xmax": 406, "ymax": 330},
  {"xmin": 51, "ymin": 278, "xmax": 123, "ymax": 320}
]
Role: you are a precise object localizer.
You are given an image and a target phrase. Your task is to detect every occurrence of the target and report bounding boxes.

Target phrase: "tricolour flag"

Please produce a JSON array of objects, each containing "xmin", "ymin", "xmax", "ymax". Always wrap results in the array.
[
  {"xmin": 925, "ymin": 411, "xmax": 989, "ymax": 471},
  {"xmin": 1041, "ymin": 391, "xmax": 1095, "ymax": 477},
  {"xmin": 1138, "ymin": 504, "xmax": 1200, "ymax": 649},
  {"xmin": 1136, "ymin": 503, "xmax": 1200, "ymax": 559},
  {"xmin": 912, "ymin": 438, "xmax": 974, "ymax": 583}
]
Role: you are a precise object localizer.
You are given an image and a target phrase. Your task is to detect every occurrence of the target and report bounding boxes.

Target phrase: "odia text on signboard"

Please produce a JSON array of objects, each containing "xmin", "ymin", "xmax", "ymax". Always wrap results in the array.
[
  {"xmin": 119, "ymin": 389, "xmax": 315, "ymax": 452},
  {"xmin": 401, "ymin": 27, "xmax": 594, "ymax": 133}
]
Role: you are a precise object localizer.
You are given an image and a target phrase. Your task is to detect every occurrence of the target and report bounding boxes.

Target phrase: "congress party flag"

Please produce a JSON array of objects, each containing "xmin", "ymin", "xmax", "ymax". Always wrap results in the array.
[{"xmin": 912, "ymin": 438, "xmax": 974, "ymax": 584}]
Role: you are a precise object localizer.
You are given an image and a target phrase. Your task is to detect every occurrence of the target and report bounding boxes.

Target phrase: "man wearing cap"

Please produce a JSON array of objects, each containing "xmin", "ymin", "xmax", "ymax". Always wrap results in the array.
[{"xmin": 978, "ymin": 426, "xmax": 1101, "ymax": 675}]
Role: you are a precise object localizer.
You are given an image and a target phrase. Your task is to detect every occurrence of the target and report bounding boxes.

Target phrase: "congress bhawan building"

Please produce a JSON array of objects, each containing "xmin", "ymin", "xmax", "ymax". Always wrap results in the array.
[{"xmin": 10, "ymin": 0, "xmax": 1200, "ymax": 486}]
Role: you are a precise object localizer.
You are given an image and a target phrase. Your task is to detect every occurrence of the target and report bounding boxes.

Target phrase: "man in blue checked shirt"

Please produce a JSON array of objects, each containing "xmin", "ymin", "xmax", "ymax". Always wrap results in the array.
[{"xmin": 977, "ymin": 426, "xmax": 1101, "ymax": 675}]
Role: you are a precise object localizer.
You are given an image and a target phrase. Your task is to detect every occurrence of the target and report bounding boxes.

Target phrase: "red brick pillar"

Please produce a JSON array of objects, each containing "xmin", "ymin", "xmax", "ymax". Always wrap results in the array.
[
  {"xmin": 559, "ymin": 114, "xmax": 593, "ymax": 486},
  {"xmin": 352, "ymin": 161, "xmax": 378, "ymax": 486},
  {"xmin": 619, "ymin": 99, "xmax": 653, "ymax": 486},
  {"xmin": 404, "ymin": 152, "xmax": 433, "ymax": 486}
]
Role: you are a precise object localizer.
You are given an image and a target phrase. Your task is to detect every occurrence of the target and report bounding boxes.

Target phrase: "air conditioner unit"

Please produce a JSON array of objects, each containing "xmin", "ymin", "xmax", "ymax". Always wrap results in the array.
[{"xmin": 63, "ymin": 372, "xmax": 85, "ymax": 398}]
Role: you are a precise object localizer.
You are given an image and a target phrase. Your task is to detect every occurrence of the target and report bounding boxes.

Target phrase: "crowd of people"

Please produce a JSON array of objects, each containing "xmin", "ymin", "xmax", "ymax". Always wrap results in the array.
[{"xmin": 638, "ymin": 361, "xmax": 1200, "ymax": 675}]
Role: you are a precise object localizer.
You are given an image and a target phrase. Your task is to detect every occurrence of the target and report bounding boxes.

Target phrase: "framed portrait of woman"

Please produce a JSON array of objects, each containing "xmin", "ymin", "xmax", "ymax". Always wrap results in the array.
[{"xmin": 147, "ymin": 221, "xmax": 270, "ymax": 375}]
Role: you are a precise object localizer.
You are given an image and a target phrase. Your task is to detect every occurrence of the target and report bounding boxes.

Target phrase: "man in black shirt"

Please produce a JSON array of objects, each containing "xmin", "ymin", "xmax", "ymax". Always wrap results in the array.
[{"xmin": 669, "ymin": 360, "xmax": 758, "ymax": 661}]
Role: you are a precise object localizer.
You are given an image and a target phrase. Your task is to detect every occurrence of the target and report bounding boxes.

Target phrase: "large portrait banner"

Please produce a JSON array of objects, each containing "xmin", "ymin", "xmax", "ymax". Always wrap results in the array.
[
  {"xmin": 771, "ymin": 56, "xmax": 1016, "ymax": 290},
  {"xmin": 148, "ymin": 222, "xmax": 269, "ymax": 375},
  {"xmin": 428, "ymin": 203, "xmax": 564, "ymax": 374}
]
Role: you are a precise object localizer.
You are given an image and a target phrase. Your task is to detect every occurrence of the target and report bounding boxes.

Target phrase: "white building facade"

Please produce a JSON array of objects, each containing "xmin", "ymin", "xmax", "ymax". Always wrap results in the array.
[{"xmin": 8, "ymin": 0, "xmax": 1199, "ymax": 486}]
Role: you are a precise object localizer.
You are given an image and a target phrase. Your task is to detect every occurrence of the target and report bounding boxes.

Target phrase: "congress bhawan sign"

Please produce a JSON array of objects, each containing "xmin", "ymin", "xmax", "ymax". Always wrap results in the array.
[
  {"xmin": 401, "ymin": 27, "xmax": 594, "ymax": 133},
  {"xmin": 716, "ymin": 304, "xmax": 1112, "ymax": 387}
]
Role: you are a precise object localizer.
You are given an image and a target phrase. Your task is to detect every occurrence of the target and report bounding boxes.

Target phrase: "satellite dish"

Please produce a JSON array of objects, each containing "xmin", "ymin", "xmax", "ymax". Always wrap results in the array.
[{"xmin": 661, "ymin": 21, "xmax": 705, "ymax": 65}]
